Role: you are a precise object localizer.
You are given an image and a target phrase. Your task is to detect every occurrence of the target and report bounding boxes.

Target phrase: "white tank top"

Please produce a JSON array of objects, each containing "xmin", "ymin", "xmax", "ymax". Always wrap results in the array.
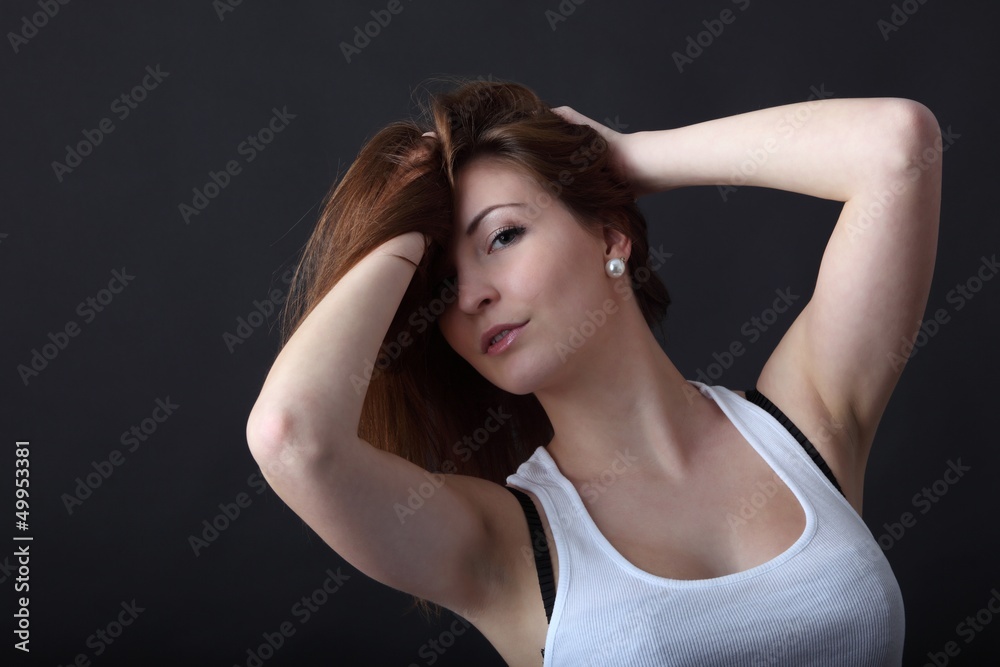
[{"xmin": 505, "ymin": 380, "xmax": 905, "ymax": 666}]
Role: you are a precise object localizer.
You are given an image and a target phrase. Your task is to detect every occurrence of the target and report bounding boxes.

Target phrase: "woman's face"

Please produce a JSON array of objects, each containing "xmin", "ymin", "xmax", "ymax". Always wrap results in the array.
[{"xmin": 438, "ymin": 155, "xmax": 623, "ymax": 395}]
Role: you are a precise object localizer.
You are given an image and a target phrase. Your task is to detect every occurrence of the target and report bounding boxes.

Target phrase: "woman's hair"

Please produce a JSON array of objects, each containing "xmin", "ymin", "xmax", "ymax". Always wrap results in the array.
[{"xmin": 278, "ymin": 78, "xmax": 670, "ymax": 618}]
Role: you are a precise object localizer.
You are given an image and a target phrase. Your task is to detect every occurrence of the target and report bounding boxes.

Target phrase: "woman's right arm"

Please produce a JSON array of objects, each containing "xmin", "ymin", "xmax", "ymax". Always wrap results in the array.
[
  {"xmin": 248, "ymin": 232, "xmax": 427, "ymax": 456},
  {"xmin": 245, "ymin": 231, "xmax": 503, "ymax": 618}
]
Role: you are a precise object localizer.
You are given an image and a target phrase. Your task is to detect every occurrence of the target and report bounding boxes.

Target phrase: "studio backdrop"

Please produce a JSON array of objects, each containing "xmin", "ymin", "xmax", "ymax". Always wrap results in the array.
[{"xmin": 4, "ymin": 0, "xmax": 998, "ymax": 665}]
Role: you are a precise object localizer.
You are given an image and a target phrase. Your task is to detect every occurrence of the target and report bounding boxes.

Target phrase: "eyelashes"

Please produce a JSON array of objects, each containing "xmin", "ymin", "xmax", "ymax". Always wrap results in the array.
[{"xmin": 487, "ymin": 224, "xmax": 526, "ymax": 253}]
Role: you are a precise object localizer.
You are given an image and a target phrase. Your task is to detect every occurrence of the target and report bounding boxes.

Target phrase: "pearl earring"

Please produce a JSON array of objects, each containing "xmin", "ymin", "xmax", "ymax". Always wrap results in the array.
[{"xmin": 605, "ymin": 257, "xmax": 626, "ymax": 278}]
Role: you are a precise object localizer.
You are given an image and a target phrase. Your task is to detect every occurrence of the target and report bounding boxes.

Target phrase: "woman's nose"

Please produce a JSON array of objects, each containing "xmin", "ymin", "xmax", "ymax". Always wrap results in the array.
[{"xmin": 456, "ymin": 273, "xmax": 498, "ymax": 314}]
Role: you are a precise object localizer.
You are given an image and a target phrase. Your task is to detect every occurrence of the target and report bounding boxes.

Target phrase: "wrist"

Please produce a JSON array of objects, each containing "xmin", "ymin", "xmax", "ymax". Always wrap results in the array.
[
  {"xmin": 371, "ymin": 232, "xmax": 428, "ymax": 265},
  {"xmin": 622, "ymin": 130, "xmax": 675, "ymax": 196}
]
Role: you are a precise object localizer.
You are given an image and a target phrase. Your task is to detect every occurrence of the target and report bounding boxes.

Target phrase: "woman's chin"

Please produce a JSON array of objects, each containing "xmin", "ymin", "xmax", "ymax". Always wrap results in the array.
[
  {"xmin": 480, "ymin": 370, "xmax": 536, "ymax": 396},
  {"xmin": 481, "ymin": 357, "xmax": 561, "ymax": 396}
]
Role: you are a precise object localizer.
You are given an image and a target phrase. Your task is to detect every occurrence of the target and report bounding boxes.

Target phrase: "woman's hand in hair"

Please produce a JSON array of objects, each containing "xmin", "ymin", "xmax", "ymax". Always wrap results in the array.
[
  {"xmin": 372, "ymin": 231, "xmax": 430, "ymax": 266},
  {"xmin": 550, "ymin": 105, "xmax": 659, "ymax": 197}
]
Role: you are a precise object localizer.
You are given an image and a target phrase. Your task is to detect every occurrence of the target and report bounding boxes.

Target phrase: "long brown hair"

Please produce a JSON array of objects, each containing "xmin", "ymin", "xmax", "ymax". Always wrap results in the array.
[{"xmin": 278, "ymin": 78, "xmax": 671, "ymax": 618}]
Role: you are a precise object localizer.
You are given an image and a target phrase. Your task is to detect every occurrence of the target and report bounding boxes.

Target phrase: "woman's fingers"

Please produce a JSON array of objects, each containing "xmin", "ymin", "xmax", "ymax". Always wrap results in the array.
[
  {"xmin": 551, "ymin": 105, "xmax": 615, "ymax": 138},
  {"xmin": 551, "ymin": 104, "xmax": 639, "ymax": 193}
]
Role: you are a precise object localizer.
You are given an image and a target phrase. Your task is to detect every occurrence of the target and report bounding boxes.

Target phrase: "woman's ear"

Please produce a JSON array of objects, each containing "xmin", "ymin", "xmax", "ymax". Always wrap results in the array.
[{"xmin": 602, "ymin": 224, "xmax": 632, "ymax": 263}]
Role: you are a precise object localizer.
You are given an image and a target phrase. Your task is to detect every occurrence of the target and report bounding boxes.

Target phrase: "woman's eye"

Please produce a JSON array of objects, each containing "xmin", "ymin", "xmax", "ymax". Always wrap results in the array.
[{"xmin": 488, "ymin": 225, "xmax": 526, "ymax": 252}]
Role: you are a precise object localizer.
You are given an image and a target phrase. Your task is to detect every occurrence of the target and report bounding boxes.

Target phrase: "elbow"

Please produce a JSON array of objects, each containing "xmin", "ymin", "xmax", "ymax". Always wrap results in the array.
[
  {"xmin": 246, "ymin": 406, "xmax": 314, "ymax": 476},
  {"xmin": 877, "ymin": 98, "xmax": 944, "ymax": 177},
  {"xmin": 246, "ymin": 406, "xmax": 296, "ymax": 468},
  {"xmin": 246, "ymin": 405, "xmax": 339, "ymax": 476}
]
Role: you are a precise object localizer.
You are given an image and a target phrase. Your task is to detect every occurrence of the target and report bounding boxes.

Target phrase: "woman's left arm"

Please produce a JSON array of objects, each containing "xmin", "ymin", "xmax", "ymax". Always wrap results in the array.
[{"xmin": 557, "ymin": 98, "xmax": 942, "ymax": 458}]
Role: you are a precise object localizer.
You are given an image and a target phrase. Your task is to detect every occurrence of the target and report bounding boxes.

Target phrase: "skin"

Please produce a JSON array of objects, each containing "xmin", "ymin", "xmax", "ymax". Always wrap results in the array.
[{"xmin": 438, "ymin": 155, "xmax": 720, "ymax": 484}]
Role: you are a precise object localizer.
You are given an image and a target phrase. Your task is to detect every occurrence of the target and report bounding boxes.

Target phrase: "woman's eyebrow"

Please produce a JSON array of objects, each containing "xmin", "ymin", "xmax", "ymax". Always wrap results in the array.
[{"xmin": 464, "ymin": 202, "xmax": 528, "ymax": 237}]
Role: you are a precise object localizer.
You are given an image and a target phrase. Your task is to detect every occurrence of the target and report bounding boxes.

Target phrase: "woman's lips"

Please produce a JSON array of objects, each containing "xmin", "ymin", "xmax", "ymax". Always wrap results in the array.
[{"xmin": 481, "ymin": 322, "xmax": 527, "ymax": 355}]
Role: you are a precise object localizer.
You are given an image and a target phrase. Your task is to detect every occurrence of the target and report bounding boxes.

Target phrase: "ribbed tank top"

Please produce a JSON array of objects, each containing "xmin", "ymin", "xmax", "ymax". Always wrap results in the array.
[{"xmin": 505, "ymin": 380, "xmax": 905, "ymax": 666}]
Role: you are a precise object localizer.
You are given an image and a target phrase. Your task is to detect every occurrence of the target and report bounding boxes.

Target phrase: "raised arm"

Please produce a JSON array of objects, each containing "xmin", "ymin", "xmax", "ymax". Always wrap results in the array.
[
  {"xmin": 247, "ymin": 232, "xmax": 426, "ymax": 456},
  {"xmin": 557, "ymin": 98, "xmax": 943, "ymax": 501},
  {"xmin": 245, "ymin": 231, "xmax": 500, "ymax": 617}
]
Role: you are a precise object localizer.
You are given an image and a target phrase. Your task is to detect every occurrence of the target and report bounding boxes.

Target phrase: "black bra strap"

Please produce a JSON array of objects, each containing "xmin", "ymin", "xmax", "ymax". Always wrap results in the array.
[
  {"xmin": 506, "ymin": 486, "xmax": 556, "ymax": 628},
  {"xmin": 744, "ymin": 388, "xmax": 846, "ymax": 497}
]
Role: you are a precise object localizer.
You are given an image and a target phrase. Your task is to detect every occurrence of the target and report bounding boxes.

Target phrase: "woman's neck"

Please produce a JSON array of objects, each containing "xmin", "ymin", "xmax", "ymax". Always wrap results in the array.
[{"xmin": 534, "ymin": 315, "xmax": 717, "ymax": 487}]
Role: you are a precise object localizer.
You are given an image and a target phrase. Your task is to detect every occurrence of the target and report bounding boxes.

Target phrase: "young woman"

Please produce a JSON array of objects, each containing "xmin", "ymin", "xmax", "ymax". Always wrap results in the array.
[{"xmin": 246, "ymin": 80, "xmax": 941, "ymax": 665}]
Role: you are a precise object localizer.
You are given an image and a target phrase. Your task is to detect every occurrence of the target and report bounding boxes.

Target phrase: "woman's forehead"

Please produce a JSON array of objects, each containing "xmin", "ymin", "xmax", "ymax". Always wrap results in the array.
[
  {"xmin": 455, "ymin": 157, "xmax": 538, "ymax": 206},
  {"xmin": 455, "ymin": 160, "xmax": 550, "ymax": 233}
]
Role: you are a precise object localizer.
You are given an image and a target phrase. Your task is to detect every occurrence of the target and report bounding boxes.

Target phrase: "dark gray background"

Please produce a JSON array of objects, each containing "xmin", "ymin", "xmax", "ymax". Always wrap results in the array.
[{"xmin": 3, "ymin": 0, "xmax": 998, "ymax": 664}]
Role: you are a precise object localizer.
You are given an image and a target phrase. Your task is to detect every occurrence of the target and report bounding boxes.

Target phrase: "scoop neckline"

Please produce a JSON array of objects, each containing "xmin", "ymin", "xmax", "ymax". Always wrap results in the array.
[{"xmin": 534, "ymin": 381, "xmax": 817, "ymax": 588}]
